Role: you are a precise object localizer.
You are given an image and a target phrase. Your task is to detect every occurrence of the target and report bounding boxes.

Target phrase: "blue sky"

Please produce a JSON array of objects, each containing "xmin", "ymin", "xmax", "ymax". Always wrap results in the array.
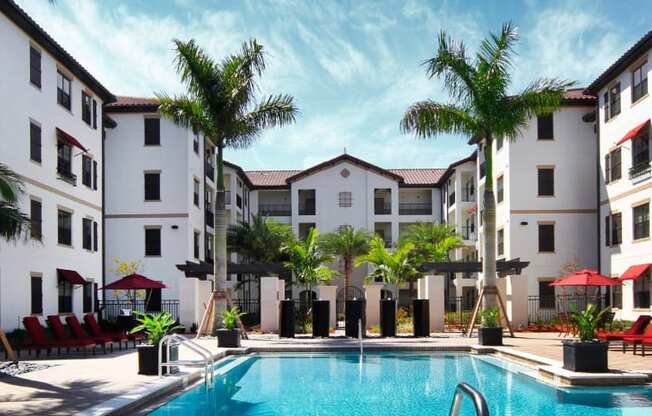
[{"xmin": 18, "ymin": 0, "xmax": 652, "ymax": 170}]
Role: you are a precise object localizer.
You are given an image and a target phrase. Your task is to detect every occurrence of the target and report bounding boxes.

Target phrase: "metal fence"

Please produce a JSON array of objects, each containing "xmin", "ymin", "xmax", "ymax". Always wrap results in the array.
[
  {"xmin": 445, "ymin": 296, "xmax": 477, "ymax": 331},
  {"xmin": 98, "ymin": 299, "xmax": 180, "ymax": 322},
  {"xmin": 231, "ymin": 298, "xmax": 260, "ymax": 326},
  {"xmin": 527, "ymin": 295, "xmax": 608, "ymax": 324}
]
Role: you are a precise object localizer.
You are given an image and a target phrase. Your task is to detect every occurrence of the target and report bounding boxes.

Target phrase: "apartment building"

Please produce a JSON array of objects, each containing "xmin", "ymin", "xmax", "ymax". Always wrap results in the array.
[
  {"xmin": 588, "ymin": 31, "xmax": 652, "ymax": 320},
  {"xmin": 0, "ymin": 1, "xmax": 114, "ymax": 330}
]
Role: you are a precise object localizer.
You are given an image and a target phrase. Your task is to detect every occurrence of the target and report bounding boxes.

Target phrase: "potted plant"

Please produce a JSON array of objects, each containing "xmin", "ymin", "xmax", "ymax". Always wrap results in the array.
[
  {"xmin": 131, "ymin": 312, "xmax": 182, "ymax": 375},
  {"xmin": 217, "ymin": 306, "xmax": 244, "ymax": 348},
  {"xmin": 478, "ymin": 307, "xmax": 502, "ymax": 346},
  {"xmin": 563, "ymin": 304, "xmax": 610, "ymax": 372}
]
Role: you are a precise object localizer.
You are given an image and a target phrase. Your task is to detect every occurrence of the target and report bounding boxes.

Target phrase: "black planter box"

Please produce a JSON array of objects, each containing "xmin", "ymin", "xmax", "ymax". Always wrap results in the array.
[
  {"xmin": 217, "ymin": 328, "xmax": 241, "ymax": 348},
  {"xmin": 380, "ymin": 299, "xmax": 396, "ymax": 337},
  {"xmin": 563, "ymin": 341, "xmax": 609, "ymax": 372},
  {"xmin": 137, "ymin": 344, "xmax": 178, "ymax": 375},
  {"xmin": 478, "ymin": 327, "xmax": 503, "ymax": 346},
  {"xmin": 413, "ymin": 299, "xmax": 430, "ymax": 337},
  {"xmin": 312, "ymin": 300, "xmax": 330, "ymax": 337},
  {"xmin": 279, "ymin": 300, "xmax": 295, "ymax": 338},
  {"xmin": 345, "ymin": 299, "xmax": 366, "ymax": 338}
]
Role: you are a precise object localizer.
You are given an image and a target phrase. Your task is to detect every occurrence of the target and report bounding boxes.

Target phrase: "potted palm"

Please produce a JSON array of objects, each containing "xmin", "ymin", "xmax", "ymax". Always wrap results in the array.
[
  {"xmin": 217, "ymin": 306, "xmax": 244, "ymax": 348},
  {"xmin": 563, "ymin": 304, "xmax": 610, "ymax": 372},
  {"xmin": 478, "ymin": 307, "xmax": 502, "ymax": 346},
  {"xmin": 131, "ymin": 312, "xmax": 182, "ymax": 375}
]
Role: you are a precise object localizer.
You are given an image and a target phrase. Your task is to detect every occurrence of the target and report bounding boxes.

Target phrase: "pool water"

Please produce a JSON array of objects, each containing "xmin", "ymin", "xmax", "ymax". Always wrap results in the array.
[{"xmin": 148, "ymin": 352, "xmax": 652, "ymax": 415}]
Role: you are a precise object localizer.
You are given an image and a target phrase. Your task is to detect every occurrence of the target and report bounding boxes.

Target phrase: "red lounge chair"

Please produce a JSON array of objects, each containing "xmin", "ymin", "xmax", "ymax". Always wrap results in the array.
[
  {"xmin": 22, "ymin": 316, "xmax": 88, "ymax": 357},
  {"xmin": 642, "ymin": 338, "xmax": 652, "ymax": 356},
  {"xmin": 46, "ymin": 315, "xmax": 96, "ymax": 354},
  {"xmin": 623, "ymin": 322, "xmax": 652, "ymax": 354},
  {"xmin": 597, "ymin": 315, "xmax": 651, "ymax": 341},
  {"xmin": 65, "ymin": 315, "xmax": 114, "ymax": 353},
  {"xmin": 84, "ymin": 313, "xmax": 144, "ymax": 348}
]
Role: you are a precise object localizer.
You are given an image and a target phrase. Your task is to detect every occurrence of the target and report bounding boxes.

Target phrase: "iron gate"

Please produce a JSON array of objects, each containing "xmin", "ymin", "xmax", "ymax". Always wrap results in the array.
[{"xmin": 336, "ymin": 286, "xmax": 365, "ymax": 327}]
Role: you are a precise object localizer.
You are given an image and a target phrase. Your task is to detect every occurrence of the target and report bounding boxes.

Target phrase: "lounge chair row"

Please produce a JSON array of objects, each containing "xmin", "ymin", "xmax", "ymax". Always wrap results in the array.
[
  {"xmin": 598, "ymin": 315, "xmax": 652, "ymax": 356},
  {"xmin": 20, "ymin": 314, "xmax": 145, "ymax": 357}
]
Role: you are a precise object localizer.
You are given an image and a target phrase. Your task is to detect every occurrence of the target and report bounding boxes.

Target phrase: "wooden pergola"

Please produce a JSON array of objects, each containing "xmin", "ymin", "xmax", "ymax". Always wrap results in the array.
[{"xmin": 418, "ymin": 258, "xmax": 530, "ymax": 276}]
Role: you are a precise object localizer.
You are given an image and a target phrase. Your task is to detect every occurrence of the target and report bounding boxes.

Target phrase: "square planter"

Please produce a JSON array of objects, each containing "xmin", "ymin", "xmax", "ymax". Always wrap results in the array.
[
  {"xmin": 478, "ymin": 327, "xmax": 503, "ymax": 346},
  {"xmin": 217, "ymin": 328, "xmax": 241, "ymax": 348},
  {"xmin": 137, "ymin": 344, "xmax": 178, "ymax": 376},
  {"xmin": 562, "ymin": 340, "xmax": 609, "ymax": 372}
]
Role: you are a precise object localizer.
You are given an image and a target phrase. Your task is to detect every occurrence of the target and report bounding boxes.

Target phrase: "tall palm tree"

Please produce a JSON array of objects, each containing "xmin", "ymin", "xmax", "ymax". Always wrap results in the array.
[
  {"xmin": 227, "ymin": 215, "xmax": 294, "ymax": 263},
  {"xmin": 0, "ymin": 163, "xmax": 30, "ymax": 243},
  {"xmin": 401, "ymin": 23, "xmax": 571, "ymax": 309},
  {"xmin": 320, "ymin": 226, "xmax": 371, "ymax": 299},
  {"xmin": 157, "ymin": 39, "xmax": 298, "ymax": 322}
]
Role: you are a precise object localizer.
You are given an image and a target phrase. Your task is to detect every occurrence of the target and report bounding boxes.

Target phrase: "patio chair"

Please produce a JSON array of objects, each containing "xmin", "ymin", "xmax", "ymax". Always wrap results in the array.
[
  {"xmin": 597, "ymin": 315, "xmax": 651, "ymax": 341},
  {"xmin": 84, "ymin": 313, "xmax": 144, "ymax": 348},
  {"xmin": 65, "ymin": 315, "xmax": 115, "ymax": 353},
  {"xmin": 642, "ymin": 338, "xmax": 652, "ymax": 356},
  {"xmin": 22, "ymin": 316, "xmax": 91, "ymax": 357},
  {"xmin": 622, "ymin": 323, "xmax": 652, "ymax": 354},
  {"xmin": 46, "ymin": 315, "xmax": 96, "ymax": 354}
]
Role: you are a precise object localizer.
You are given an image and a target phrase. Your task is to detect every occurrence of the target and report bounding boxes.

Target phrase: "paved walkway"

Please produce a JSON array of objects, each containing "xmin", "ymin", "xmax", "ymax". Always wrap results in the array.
[{"xmin": 0, "ymin": 332, "xmax": 651, "ymax": 415}]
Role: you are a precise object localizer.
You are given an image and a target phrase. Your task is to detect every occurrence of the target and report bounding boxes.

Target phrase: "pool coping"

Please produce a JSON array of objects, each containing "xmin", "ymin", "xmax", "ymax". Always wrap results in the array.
[{"xmin": 81, "ymin": 344, "xmax": 652, "ymax": 415}]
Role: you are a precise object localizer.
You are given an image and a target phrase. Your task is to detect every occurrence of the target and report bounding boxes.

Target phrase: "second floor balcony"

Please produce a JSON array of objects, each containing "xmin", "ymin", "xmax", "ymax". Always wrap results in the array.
[
  {"xmin": 259, "ymin": 203, "xmax": 291, "ymax": 216},
  {"xmin": 629, "ymin": 161, "xmax": 651, "ymax": 181},
  {"xmin": 399, "ymin": 203, "xmax": 432, "ymax": 215},
  {"xmin": 459, "ymin": 225, "xmax": 476, "ymax": 241}
]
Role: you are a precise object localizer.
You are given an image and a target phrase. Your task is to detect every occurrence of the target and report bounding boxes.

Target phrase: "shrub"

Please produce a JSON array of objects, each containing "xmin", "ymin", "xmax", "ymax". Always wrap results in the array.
[
  {"xmin": 131, "ymin": 312, "xmax": 183, "ymax": 346},
  {"xmin": 222, "ymin": 307, "xmax": 244, "ymax": 330},
  {"xmin": 480, "ymin": 307, "xmax": 500, "ymax": 328}
]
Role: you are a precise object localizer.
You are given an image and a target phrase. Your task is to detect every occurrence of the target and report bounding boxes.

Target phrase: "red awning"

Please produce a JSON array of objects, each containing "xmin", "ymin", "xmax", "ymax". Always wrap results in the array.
[
  {"xmin": 616, "ymin": 120, "xmax": 649, "ymax": 146},
  {"xmin": 56, "ymin": 128, "xmax": 88, "ymax": 152},
  {"xmin": 57, "ymin": 268, "xmax": 87, "ymax": 285},
  {"xmin": 619, "ymin": 264, "xmax": 651, "ymax": 281},
  {"xmin": 101, "ymin": 273, "xmax": 167, "ymax": 290},
  {"xmin": 550, "ymin": 269, "xmax": 620, "ymax": 287}
]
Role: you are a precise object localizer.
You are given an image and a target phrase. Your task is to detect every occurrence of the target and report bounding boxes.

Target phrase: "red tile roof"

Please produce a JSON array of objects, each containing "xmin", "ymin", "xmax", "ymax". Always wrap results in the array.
[
  {"xmin": 105, "ymin": 96, "xmax": 159, "ymax": 112},
  {"xmin": 562, "ymin": 88, "xmax": 596, "ymax": 104},
  {"xmin": 387, "ymin": 168, "xmax": 446, "ymax": 186},
  {"xmin": 243, "ymin": 170, "xmax": 301, "ymax": 188}
]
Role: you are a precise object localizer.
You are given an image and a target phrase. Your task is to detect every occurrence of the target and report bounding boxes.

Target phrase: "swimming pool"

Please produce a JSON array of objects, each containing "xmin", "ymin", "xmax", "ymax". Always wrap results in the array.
[{"xmin": 148, "ymin": 352, "xmax": 652, "ymax": 415}]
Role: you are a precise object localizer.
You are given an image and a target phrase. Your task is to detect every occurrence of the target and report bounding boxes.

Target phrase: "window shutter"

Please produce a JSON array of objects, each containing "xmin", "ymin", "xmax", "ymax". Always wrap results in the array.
[
  {"xmin": 145, "ymin": 228, "xmax": 161, "ymax": 256},
  {"xmin": 30, "ymin": 122, "xmax": 41, "ymax": 162},
  {"xmin": 92, "ymin": 99, "xmax": 97, "ymax": 129},
  {"xmin": 30, "ymin": 46, "xmax": 41, "ymax": 88},
  {"xmin": 144, "ymin": 173, "xmax": 161, "ymax": 200},
  {"xmin": 611, "ymin": 148, "xmax": 622, "ymax": 181},
  {"xmin": 31, "ymin": 276, "xmax": 42, "ymax": 314},
  {"xmin": 144, "ymin": 118, "xmax": 160, "ymax": 145},
  {"xmin": 93, "ymin": 221, "xmax": 98, "ymax": 251},
  {"xmin": 537, "ymin": 168, "xmax": 554, "ymax": 196},
  {"xmin": 538, "ymin": 224, "xmax": 555, "ymax": 252},
  {"xmin": 537, "ymin": 114, "xmax": 554, "ymax": 140},
  {"xmin": 30, "ymin": 199, "xmax": 42, "ymax": 240},
  {"xmin": 92, "ymin": 160, "xmax": 98, "ymax": 190},
  {"xmin": 604, "ymin": 215, "xmax": 610, "ymax": 246}
]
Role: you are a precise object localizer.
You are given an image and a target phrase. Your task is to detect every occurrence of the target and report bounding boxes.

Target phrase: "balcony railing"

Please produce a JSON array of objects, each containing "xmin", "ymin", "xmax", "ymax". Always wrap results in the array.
[
  {"xmin": 205, "ymin": 209, "xmax": 214, "ymax": 227},
  {"xmin": 462, "ymin": 188, "xmax": 475, "ymax": 202},
  {"xmin": 259, "ymin": 203, "xmax": 291, "ymax": 216},
  {"xmin": 629, "ymin": 161, "xmax": 651, "ymax": 180},
  {"xmin": 57, "ymin": 168, "xmax": 77, "ymax": 186},
  {"xmin": 448, "ymin": 192, "xmax": 456, "ymax": 207},
  {"xmin": 459, "ymin": 225, "xmax": 476, "ymax": 241},
  {"xmin": 374, "ymin": 201, "xmax": 391, "ymax": 215},
  {"xmin": 399, "ymin": 203, "xmax": 432, "ymax": 215}
]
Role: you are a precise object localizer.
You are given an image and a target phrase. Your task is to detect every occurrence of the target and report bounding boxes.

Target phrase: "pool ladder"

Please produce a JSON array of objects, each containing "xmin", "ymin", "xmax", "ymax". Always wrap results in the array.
[
  {"xmin": 448, "ymin": 383, "xmax": 490, "ymax": 416},
  {"xmin": 158, "ymin": 334, "xmax": 214, "ymax": 387}
]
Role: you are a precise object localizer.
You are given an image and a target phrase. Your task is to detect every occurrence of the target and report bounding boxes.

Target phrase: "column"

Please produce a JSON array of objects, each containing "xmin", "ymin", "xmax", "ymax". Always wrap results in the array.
[
  {"xmin": 364, "ymin": 284, "xmax": 381, "ymax": 328},
  {"xmin": 318, "ymin": 285, "xmax": 337, "ymax": 329},
  {"xmin": 506, "ymin": 275, "xmax": 528, "ymax": 328},
  {"xmin": 260, "ymin": 276, "xmax": 280, "ymax": 333},
  {"xmin": 419, "ymin": 275, "xmax": 445, "ymax": 332}
]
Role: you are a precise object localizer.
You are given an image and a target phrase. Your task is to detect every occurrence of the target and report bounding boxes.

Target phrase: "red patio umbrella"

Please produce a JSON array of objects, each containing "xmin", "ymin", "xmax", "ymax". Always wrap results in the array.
[
  {"xmin": 101, "ymin": 273, "xmax": 167, "ymax": 290},
  {"xmin": 549, "ymin": 269, "xmax": 619, "ymax": 309}
]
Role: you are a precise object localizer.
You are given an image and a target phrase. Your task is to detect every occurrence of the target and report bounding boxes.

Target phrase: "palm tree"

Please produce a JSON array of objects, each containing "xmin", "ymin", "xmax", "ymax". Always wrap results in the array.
[
  {"xmin": 227, "ymin": 215, "xmax": 294, "ymax": 263},
  {"xmin": 0, "ymin": 163, "xmax": 30, "ymax": 243},
  {"xmin": 399, "ymin": 222, "xmax": 462, "ymax": 299},
  {"xmin": 157, "ymin": 39, "xmax": 298, "ymax": 322},
  {"xmin": 319, "ymin": 226, "xmax": 371, "ymax": 299},
  {"xmin": 355, "ymin": 236, "xmax": 419, "ymax": 303},
  {"xmin": 401, "ymin": 22, "xmax": 571, "ymax": 309}
]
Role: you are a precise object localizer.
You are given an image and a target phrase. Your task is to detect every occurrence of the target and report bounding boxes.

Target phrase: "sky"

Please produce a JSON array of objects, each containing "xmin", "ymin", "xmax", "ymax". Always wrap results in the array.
[{"xmin": 17, "ymin": 0, "xmax": 652, "ymax": 170}]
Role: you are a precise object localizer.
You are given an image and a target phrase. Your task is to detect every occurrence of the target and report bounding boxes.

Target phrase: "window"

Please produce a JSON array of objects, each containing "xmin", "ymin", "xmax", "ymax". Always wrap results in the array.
[
  {"xmin": 205, "ymin": 233, "xmax": 214, "ymax": 261},
  {"xmin": 497, "ymin": 228, "xmax": 504, "ymax": 257},
  {"xmin": 30, "ymin": 121, "xmax": 41, "ymax": 162},
  {"xmin": 144, "ymin": 118, "xmax": 160, "ymax": 145},
  {"xmin": 57, "ymin": 71, "xmax": 71, "ymax": 110},
  {"xmin": 338, "ymin": 191, "xmax": 352, "ymax": 207},
  {"xmin": 605, "ymin": 215, "xmax": 611, "ymax": 246},
  {"xmin": 58, "ymin": 209, "xmax": 72, "ymax": 246},
  {"xmin": 611, "ymin": 212, "xmax": 622, "ymax": 245},
  {"xmin": 632, "ymin": 134, "xmax": 650, "ymax": 170},
  {"xmin": 82, "ymin": 91, "xmax": 92, "ymax": 125},
  {"xmin": 609, "ymin": 147, "xmax": 621, "ymax": 182},
  {"xmin": 83, "ymin": 282, "xmax": 93, "ymax": 313},
  {"xmin": 31, "ymin": 275, "xmax": 42, "ymax": 314},
  {"xmin": 92, "ymin": 99, "xmax": 98, "ymax": 129},
  {"xmin": 82, "ymin": 155, "xmax": 92, "ymax": 187},
  {"xmin": 93, "ymin": 221, "xmax": 98, "ymax": 252},
  {"xmin": 632, "ymin": 61, "xmax": 648, "ymax": 103},
  {"xmin": 609, "ymin": 83, "xmax": 621, "ymax": 118},
  {"xmin": 92, "ymin": 160, "xmax": 98, "ymax": 190},
  {"xmin": 30, "ymin": 199, "xmax": 42, "ymax": 240},
  {"xmin": 29, "ymin": 46, "xmax": 41, "ymax": 88},
  {"xmin": 634, "ymin": 271, "xmax": 651, "ymax": 309},
  {"xmin": 605, "ymin": 154, "xmax": 611, "ymax": 183},
  {"xmin": 537, "ymin": 114, "xmax": 554, "ymax": 140},
  {"xmin": 538, "ymin": 223, "xmax": 555, "ymax": 252},
  {"xmin": 612, "ymin": 283, "xmax": 622, "ymax": 309},
  {"xmin": 537, "ymin": 167, "xmax": 554, "ymax": 196},
  {"xmin": 145, "ymin": 228, "xmax": 161, "ymax": 256},
  {"xmin": 58, "ymin": 279, "xmax": 73, "ymax": 313},
  {"xmin": 496, "ymin": 136, "xmax": 503, "ymax": 150},
  {"xmin": 144, "ymin": 172, "xmax": 160, "ymax": 201},
  {"xmin": 193, "ymin": 179, "xmax": 200, "ymax": 206},
  {"xmin": 82, "ymin": 218, "xmax": 92, "ymax": 250},
  {"xmin": 57, "ymin": 141, "xmax": 73, "ymax": 177},
  {"xmin": 539, "ymin": 280, "xmax": 555, "ymax": 309},
  {"xmin": 194, "ymin": 231, "xmax": 200, "ymax": 259},
  {"xmin": 633, "ymin": 203, "xmax": 650, "ymax": 240},
  {"xmin": 496, "ymin": 176, "xmax": 504, "ymax": 203},
  {"xmin": 603, "ymin": 92, "xmax": 610, "ymax": 122}
]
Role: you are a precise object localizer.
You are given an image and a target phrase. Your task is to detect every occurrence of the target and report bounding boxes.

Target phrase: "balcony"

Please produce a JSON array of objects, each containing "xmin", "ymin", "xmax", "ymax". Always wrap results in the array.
[
  {"xmin": 259, "ymin": 203, "xmax": 291, "ymax": 216},
  {"xmin": 459, "ymin": 225, "xmax": 476, "ymax": 241},
  {"xmin": 629, "ymin": 161, "xmax": 651, "ymax": 181},
  {"xmin": 461, "ymin": 187, "xmax": 475, "ymax": 202},
  {"xmin": 57, "ymin": 168, "xmax": 77, "ymax": 186},
  {"xmin": 374, "ymin": 201, "xmax": 391, "ymax": 215},
  {"xmin": 399, "ymin": 203, "xmax": 432, "ymax": 215},
  {"xmin": 205, "ymin": 209, "xmax": 214, "ymax": 227}
]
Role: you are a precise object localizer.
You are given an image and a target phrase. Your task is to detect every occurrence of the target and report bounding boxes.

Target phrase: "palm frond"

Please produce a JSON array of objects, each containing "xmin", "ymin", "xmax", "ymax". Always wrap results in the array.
[
  {"xmin": 221, "ymin": 39, "xmax": 266, "ymax": 111},
  {"xmin": 156, "ymin": 93, "xmax": 214, "ymax": 137},
  {"xmin": 0, "ymin": 202, "xmax": 30, "ymax": 242},
  {"xmin": 401, "ymin": 101, "xmax": 478, "ymax": 138},
  {"xmin": 513, "ymin": 78, "xmax": 575, "ymax": 116},
  {"xmin": 0, "ymin": 163, "xmax": 24, "ymax": 204},
  {"xmin": 172, "ymin": 39, "xmax": 222, "ymax": 107},
  {"xmin": 476, "ymin": 21, "xmax": 518, "ymax": 98}
]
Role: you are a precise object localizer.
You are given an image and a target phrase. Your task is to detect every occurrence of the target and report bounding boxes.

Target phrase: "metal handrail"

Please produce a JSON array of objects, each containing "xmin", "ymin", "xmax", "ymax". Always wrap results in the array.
[
  {"xmin": 449, "ymin": 383, "xmax": 490, "ymax": 416},
  {"xmin": 358, "ymin": 318, "xmax": 363, "ymax": 356},
  {"xmin": 158, "ymin": 334, "xmax": 214, "ymax": 387}
]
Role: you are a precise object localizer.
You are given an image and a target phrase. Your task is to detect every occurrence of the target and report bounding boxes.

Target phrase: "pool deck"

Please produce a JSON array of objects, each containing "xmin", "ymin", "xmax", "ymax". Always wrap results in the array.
[{"xmin": 1, "ymin": 331, "xmax": 652, "ymax": 415}]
